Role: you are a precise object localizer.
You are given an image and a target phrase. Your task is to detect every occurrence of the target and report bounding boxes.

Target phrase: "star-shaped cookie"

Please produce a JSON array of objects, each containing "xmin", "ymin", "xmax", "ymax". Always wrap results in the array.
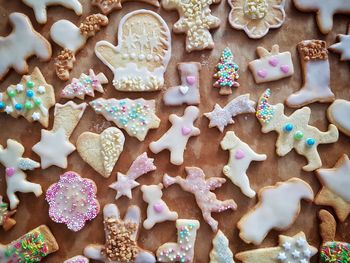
[
  {"xmin": 315, "ymin": 154, "xmax": 350, "ymax": 222},
  {"xmin": 329, "ymin": 26, "xmax": 350, "ymax": 61}
]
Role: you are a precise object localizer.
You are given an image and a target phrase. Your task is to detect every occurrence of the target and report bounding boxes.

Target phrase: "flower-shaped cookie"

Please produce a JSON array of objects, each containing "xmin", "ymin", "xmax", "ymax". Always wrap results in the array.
[{"xmin": 228, "ymin": 0, "xmax": 286, "ymax": 39}]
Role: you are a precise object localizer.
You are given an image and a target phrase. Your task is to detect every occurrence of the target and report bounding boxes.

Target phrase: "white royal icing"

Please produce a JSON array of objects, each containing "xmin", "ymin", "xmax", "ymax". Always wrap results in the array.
[
  {"xmin": 328, "ymin": 99, "xmax": 350, "ymax": 136},
  {"xmin": 209, "ymin": 230, "xmax": 235, "ymax": 263}
]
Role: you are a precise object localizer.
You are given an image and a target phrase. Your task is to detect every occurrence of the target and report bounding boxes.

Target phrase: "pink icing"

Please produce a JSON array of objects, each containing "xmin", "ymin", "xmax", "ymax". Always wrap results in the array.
[
  {"xmin": 234, "ymin": 149, "xmax": 245, "ymax": 160},
  {"xmin": 257, "ymin": 70, "xmax": 268, "ymax": 78},
  {"xmin": 182, "ymin": 126, "xmax": 192, "ymax": 136},
  {"xmin": 186, "ymin": 76, "xmax": 196, "ymax": 85},
  {"xmin": 153, "ymin": 203, "xmax": 164, "ymax": 213},
  {"xmin": 280, "ymin": 65, "xmax": 290, "ymax": 73},
  {"xmin": 268, "ymin": 58, "xmax": 279, "ymax": 67},
  {"xmin": 5, "ymin": 167, "xmax": 15, "ymax": 177}
]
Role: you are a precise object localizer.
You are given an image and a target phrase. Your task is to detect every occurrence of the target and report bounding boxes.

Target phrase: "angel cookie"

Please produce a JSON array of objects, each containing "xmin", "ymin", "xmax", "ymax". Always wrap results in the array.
[
  {"xmin": 0, "ymin": 67, "xmax": 55, "ymax": 127},
  {"xmin": 256, "ymin": 89, "xmax": 339, "ymax": 171},
  {"xmin": 327, "ymin": 99, "xmax": 350, "ymax": 137},
  {"xmin": 92, "ymin": 0, "xmax": 160, "ymax": 15},
  {"xmin": 329, "ymin": 26, "xmax": 350, "ymax": 61},
  {"xmin": 84, "ymin": 204, "xmax": 156, "ymax": 262},
  {"xmin": 228, "ymin": 0, "xmax": 286, "ymax": 39},
  {"xmin": 95, "ymin": 9, "xmax": 171, "ymax": 92}
]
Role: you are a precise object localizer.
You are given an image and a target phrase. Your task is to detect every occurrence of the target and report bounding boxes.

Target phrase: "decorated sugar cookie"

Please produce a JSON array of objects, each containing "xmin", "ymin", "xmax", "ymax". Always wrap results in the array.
[
  {"xmin": 51, "ymin": 14, "xmax": 109, "ymax": 80},
  {"xmin": 109, "ymin": 153, "xmax": 156, "ymax": 200},
  {"xmin": 0, "ymin": 13, "xmax": 52, "ymax": 81},
  {"xmin": 237, "ymin": 178, "xmax": 314, "ymax": 245},
  {"xmin": 327, "ymin": 99, "xmax": 350, "ymax": 137},
  {"xmin": 92, "ymin": 0, "xmax": 160, "ymax": 15},
  {"xmin": 84, "ymin": 204, "xmax": 156, "ymax": 262},
  {"xmin": 156, "ymin": 219, "xmax": 200, "ymax": 262},
  {"xmin": 235, "ymin": 232, "xmax": 317, "ymax": 263},
  {"xmin": 0, "ymin": 139, "xmax": 42, "ymax": 210},
  {"xmin": 141, "ymin": 184, "xmax": 178, "ymax": 229},
  {"xmin": 256, "ymin": 89, "xmax": 339, "ymax": 171},
  {"xmin": 90, "ymin": 98, "xmax": 160, "ymax": 141},
  {"xmin": 228, "ymin": 0, "xmax": 286, "ymax": 39},
  {"xmin": 32, "ymin": 101, "xmax": 87, "ymax": 169},
  {"xmin": 286, "ymin": 40, "xmax": 335, "ymax": 108},
  {"xmin": 204, "ymin": 94, "xmax": 256, "ymax": 132},
  {"xmin": 221, "ymin": 131, "xmax": 267, "ymax": 198},
  {"xmin": 46, "ymin": 171, "xmax": 100, "ymax": 232},
  {"xmin": 0, "ymin": 67, "xmax": 55, "ymax": 128},
  {"xmin": 161, "ymin": 0, "xmax": 221, "ymax": 52},
  {"xmin": 210, "ymin": 230, "xmax": 235, "ymax": 263},
  {"xmin": 249, "ymin": 45, "xmax": 294, "ymax": 84},
  {"xmin": 330, "ymin": 26, "xmax": 350, "ymax": 61},
  {"xmin": 61, "ymin": 69, "xmax": 108, "ymax": 100},
  {"xmin": 0, "ymin": 225, "xmax": 59, "ymax": 262},
  {"xmin": 315, "ymin": 154, "xmax": 350, "ymax": 222},
  {"xmin": 163, "ymin": 62, "xmax": 201, "ymax": 106},
  {"xmin": 0, "ymin": 196, "xmax": 16, "ymax": 231},
  {"xmin": 22, "ymin": 0, "xmax": 82, "ymax": 24},
  {"xmin": 163, "ymin": 167, "xmax": 237, "ymax": 231},
  {"xmin": 95, "ymin": 9, "xmax": 171, "ymax": 92},
  {"xmin": 64, "ymin": 255, "xmax": 89, "ymax": 263},
  {"xmin": 150, "ymin": 106, "xmax": 200, "ymax": 165}
]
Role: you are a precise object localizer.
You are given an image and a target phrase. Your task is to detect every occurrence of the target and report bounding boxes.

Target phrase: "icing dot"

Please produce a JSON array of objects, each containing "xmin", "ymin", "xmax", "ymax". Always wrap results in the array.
[
  {"xmin": 25, "ymin": 101, "xmax": 34, "ymax": 110},
  {"xmin": 15, "ymin": 103, "xmax": 23, "ymax": 111},
  {"xmin": 7, "ymin": 89, "xmax": 16, "ymax": 98},
  {"xmin": 306, "ymin": 138, "xmax": 315, "ymax": 147},
  {"xmin": 34, "ymin": 98, "xmax": 42, "ymax": 106},
  {"xmin": 283, "ymin": 123, "xmax": 293, "ymax": 132},
  {"xmin": 0, "ymin": 102, "xmax": 5, "ymax": 110},
  {"xmin": 26, "ymin": 90, "xmax": 34, "ymax": 98},
  {"xmin": 26, "ymin": 80, "xmax": 35, "ymax": 88},
  {"xmin": 5, "ymin": 167, "xmax": 15, "ymax": 177},
  {"xmin": 294, "ymin": 131, "xmax": 304, "ymax": 140}
]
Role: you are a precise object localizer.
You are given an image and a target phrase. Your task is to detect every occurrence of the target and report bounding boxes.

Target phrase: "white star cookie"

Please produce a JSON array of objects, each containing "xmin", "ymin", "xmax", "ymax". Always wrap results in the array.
[{"xmin": 330, "ymin": 26, "xmax": 350, "ymax": 61}]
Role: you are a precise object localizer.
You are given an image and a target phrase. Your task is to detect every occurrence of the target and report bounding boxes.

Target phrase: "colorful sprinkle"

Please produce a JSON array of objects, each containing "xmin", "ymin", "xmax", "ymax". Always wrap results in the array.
[
  {"xmin": 256, "ymin": 89, "xmax": 275, "ymax": 124},
  {"xmin": 214, "ymin": 48, "xmax": 240, "ymax": 90},
  {"xmin": 320, "ymin": 242, "xmax": 350, "ymax": 263}
]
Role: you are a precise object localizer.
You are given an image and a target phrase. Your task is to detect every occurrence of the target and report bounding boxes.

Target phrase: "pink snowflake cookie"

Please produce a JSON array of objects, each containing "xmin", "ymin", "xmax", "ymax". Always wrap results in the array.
[{"xmin": 46, "ymin": 171, "xmax": 100, "ymax": 232}]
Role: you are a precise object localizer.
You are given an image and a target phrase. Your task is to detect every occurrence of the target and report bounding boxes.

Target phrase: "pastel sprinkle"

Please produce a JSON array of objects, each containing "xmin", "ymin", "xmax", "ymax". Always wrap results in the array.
[
  {"xmin": 256, "ymin": 89, "xmax": 275, "ymax": 124},
  {"xmin": 214, "ymin": 47, "xmax": 240, "ymax": 89}
]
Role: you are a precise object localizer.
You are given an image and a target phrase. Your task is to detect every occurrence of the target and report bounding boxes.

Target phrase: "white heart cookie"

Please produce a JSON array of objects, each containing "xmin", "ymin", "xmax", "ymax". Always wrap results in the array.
[
  {"xmin": 327, "ymin": 99, "xmax": 350, "ymax": 137},
  {"xmin": 77, "ymin": 127, "xmax": 125, "ymax": 178}
]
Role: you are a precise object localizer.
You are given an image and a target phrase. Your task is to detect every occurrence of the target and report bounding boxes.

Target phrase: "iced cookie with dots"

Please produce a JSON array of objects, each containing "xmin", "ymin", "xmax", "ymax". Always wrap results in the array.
[
  {"xmin": 210, "ymin": 230, "xmax": 235, "ymax": 263},
  {"xmin": 156, "ymin": 219, "xmax": 200, "ymax": 262},
  {"xmin": 0, "ymin": 13, "xmax": 51, "ymax": 81},
  {"xmin": 0, "ymin": 196, "xmax": 16, "ymax": 231},
  {"xmin": 92, "ymin": 0, "xmax": 160, "ymax": 15},
  {"xmin": 0, "ymin": 67, "xmax": 55, "ymax": 128},
  {"xmin": 327, "ymin": 99, "xmax": 350, "ymax": 137},
  {"xmin": 256, "ymin": 89, "xmax": 339, "ymax": 172},
  {"xmin": 329, "ymin": 25, "xmax": 350, "ymax": 61},
  {"xmin": 0, "ymin": 139, "xmax": 42, "ymax": 210},
  {"xmin": 161, "ymin": 0, "xmax": 221, "ymax": 52}
]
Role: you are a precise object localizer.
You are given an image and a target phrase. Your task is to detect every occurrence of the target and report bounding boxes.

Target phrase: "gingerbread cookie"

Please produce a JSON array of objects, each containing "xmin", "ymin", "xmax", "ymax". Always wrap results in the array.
[
  {"xmin": 221, "ymin": 131, "xmax": 267, "ymax": 198},
  {"xmin": 95, "ymin": 9, "xmax": 171, "ymax": 92},
  {"xmin": 256, "ymin": 89, "xmax": 339, "ymax": 172},
  {"xmin": 163, "ymin": 167, "xmax": 237, "ymax": 232},
  {"xmin": 51, "ymin": 14, "xmax": 109, "ymax": 80},
  {"xmin": 0, "ymin": 139, "xmax": 42, "ymax": 210},
  {"xmin": 109, "ymin": 152, "xmax": 156, "ymax": 200},
  {"xmin": 92, "ymin": 0, "xmax": 160, "ymax": 15},
  {"xmin": 0, "ymin": 13, "xmax": 51, "ymax": 81},
  {"xmin": 90, "ymin": 98, "xmax": 160, "ymax": 141},
  {"xmin": 329, "ymin": 25, "xmax": 350, "ymax": 61},
  {"xmin": 22, "ymin": 0, "xmax": 83, "ymax": 24},
  {"xmin": 0, "ymin": 67, "xmax": 55, "ymax": 128},
  {"xmin": 161, "ymin": 0, "xmax": 221, "ymax": 52},
  {"xmin": 315, "ymin": 154, "xmax": 350, "ymax": 222},
  {"xmin": 228, "ymin": 0, "xmax": 286, "ymax": 39},
  {"xmin": 249, "ymin": 44, "xmax": 294, "ymax": 84},
  {"xmin": 210, "ymin": 230, "xmax": 235, "ymax": 263},
  {"xmin": 286, "ymin": 40, "xmax": 335, "ymax": 108},
  {"xmin": 156, "ymin": 219, "xmax": 200, "ymax": 262},
  {"xmin": 327, "ymin": 99, "xmax": 350, "ymax": 137},
  {"xmin": 64, "ymin": 255, "xmax": 89, "ymax": 263},
  {"xmin": 204, "ymin": 94, "xmax": 256, "ymax": 132},
  {"xmin": 150, "ymin": 106, "xmax": 200, "ymax": 165},
  {"xmin": 163, "ymin": 62, "xmax": 201, "ymax": 106},
  {"xmin": 0, "ymin": 196, "xmax": 16, "ymax": 231},
  {"xmin": 84, "ymin": 204, "xmax": 156, "ymax": 262},
  {"xmin": 237, "ymin": 178, "xmax": 314, "ymax": 245}
]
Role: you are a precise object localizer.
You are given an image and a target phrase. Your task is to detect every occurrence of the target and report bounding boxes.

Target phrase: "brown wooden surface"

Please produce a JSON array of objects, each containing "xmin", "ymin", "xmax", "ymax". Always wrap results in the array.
[{"xmin": 0, "ymin": 1, "xmax": 349, "ymax": 262}]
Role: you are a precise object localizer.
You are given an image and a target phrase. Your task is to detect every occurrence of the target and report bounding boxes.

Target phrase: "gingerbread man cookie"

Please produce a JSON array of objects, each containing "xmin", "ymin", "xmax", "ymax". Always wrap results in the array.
[
  {"xmin": 0, "ymin": 196, "xmax": 16, "ymax": 231},
  {"xmin": 92, "ymin": 0, "xmax": 160, "ymax": 15},
  {"xmin": 327, "ymin": 99, "xmax": 350, "ymax": 137},
  {"xmin": 329, "ymin": 25, "xmax": 350, "ymax": 61}
]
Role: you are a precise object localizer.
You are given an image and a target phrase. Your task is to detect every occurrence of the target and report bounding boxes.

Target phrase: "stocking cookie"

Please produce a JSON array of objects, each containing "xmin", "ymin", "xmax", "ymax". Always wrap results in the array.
[
  {"xmin": 141, "ymin": 184, "xmax": 178, "ymax": 229},
  {"xmin": 150, "ymin": 106, "xmax": 200, "ymax": 165},
  {"xmin": 161, "ymin": 0, "xmax": 221, "ymax": 52},
  {"xmin": 61, "ymin": 69, "xmax": 108, "ymax": 100},
  {"xmin": 237, "ymin": 178, "xmax": 314, "ymax": 245},
  {"xmin": 220, "ymin": 131, "xmax": 267, "ymax": 198},
  {"xmin": 84, "ymin": 204, "xmax": 156, "ymax": 263},
  {"xmin": 156, "ymin": 219, "xmax": 200, "ymax": 262},
  {"xmin": 90, "ymin": 98, "xmax": 160, "ymax": 141},
  {"xmin": 329, "ymin": 26, "xmax": 350, "ymax": 61},
  {"xmin": 109, "ymin": 152, "xmax": 156, "ymax": 200},
  {"xmin": 286, "ymin": 40, "xmax": 334, "ymax": 108},
  {"xmin": 163, "ymin": 62, "xmax": 201, "ymax": 106},
  {"xmin": 236, "ymin": 232, "xmax": 317, "ymax": 263},
  {"xmin": 213, "ymin": 48, "xmax": 240, "ymax": 95},
  {"xmin": 204, "ymin": 94, "xmax": 256, "ymax": 132},
  {"xmin": 315, "ymin": 154, "xmax": 350, "ymax": 222},
  {"xmin": 163, "ymin": 167, "xmax": 237, "ymax": 231},
  {"xmin": 0, "ymin": 67, "xmax": 55, "ymax": 128},
  {"xmin": 22, "ymin": 0, "xmax": 82, "ymax": 24},
  {"xmin": 51, "ymin": 14, "xmax": 109, "ymax": 80},
  {"xmin": 327, "ymin": 99, "xmax": 350, "ymax": 137},
  {"xmin": 33, "ymin": 101, "xmax": 87, "ymax": 169},
  {"xmin": 210, "ymin": 230, "xmax": 235, "ymax": 263},
  {"xmin": 249, "ymin": 45, "xmax": 294, "ymax": 84},
  {"xmin": 0, "ymin": 13, "xmax": 51, "ymax": 81},
  {"xmin": 0, "ymin": 139, "xmax": 42, "ymax": 210},
  {"xmin": 0, "ymin": 225, "xmax": 59, "ymax": 262},
  {"xmin": 92, "ymin": 0, "xmax": 160, "ymax": 15},
  {"xmin": 0, "ymin": 196, "xmax": 16, "ymax": 231},
  {"xmin": 64, "ymin": 255, "xmax": 89, "ymax": 263},
  {"xmin": 256, "ymin": 89, "xmax": 339, "ymax": 171}
]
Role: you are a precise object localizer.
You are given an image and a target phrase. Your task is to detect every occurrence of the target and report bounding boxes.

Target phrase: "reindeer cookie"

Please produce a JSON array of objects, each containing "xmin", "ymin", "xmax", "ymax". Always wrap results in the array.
[
  {"xmin": 237, "ymin": 178, "xmax": 314, "ymax": 245},
  {"xmin": 156, "ymin": 219, "xmax": 200, "ymax": 262},
  {"xmin": 92, "ymin": 0, "xmax": 160, "ymax": 15},
  {"xmin": 256, "ymin": 89, "xmax": 339, "ymax": 171},
  {"xmin": 0, "ymin": 196, "xmax": 16, "ymax": 231},
  {"xmin": 95, "ymin": 9, "xmax": 171, "ymax": 92},
  {"xmin": 0, "ymin": 13, "xmax": 51, "ymax": 81},
  {"xmin": 163, "ymin": 167, "xmax": 237, "ymax": 231},
  {"xmin": 150, "ymin": 106, "xmax": 200, "ymax": 165},
  {"xmin": 221, "ymin": 131, "xmax": 267, "ymax": 198}
]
